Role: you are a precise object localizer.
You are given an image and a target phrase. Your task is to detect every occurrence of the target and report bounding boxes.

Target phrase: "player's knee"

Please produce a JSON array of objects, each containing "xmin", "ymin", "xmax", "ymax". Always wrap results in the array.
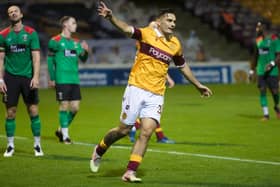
[
  {"xmin": 71, "ymin": 106, "xmax": 79, "ymax": 113},
  {"xmin": 139, "ymin": 127, "xmax": 154, "ymax": 139},
  {"xmin": 271, "ymin": 89, "xmax": 278, "ymax": 95},
  {"xmin": 28, "ymin": 105, "xmax": 39, "ymax": 116},
  {"xmin": 6, "ymin": 107, "xmax": 16, "ymax": 119},
  {"xmin": 118, "ymin": 123, "xmax": 132, "ymax": 136},
  {"xmin": 260, "ymin": 90, "xmax": 266, "ymax": 95},
  {"xmin": 59, "ymin": 102, "xmax": 69, "ymax": 110}
]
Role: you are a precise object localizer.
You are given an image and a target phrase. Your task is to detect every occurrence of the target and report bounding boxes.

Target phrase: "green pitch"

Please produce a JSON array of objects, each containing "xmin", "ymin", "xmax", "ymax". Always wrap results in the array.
[{"xmin": 0, "ymin": 84, "xmax": 280, "ymax": 187}]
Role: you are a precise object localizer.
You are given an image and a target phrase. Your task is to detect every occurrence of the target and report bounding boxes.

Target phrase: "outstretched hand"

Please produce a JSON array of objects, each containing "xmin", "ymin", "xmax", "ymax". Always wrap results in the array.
[
  {"xmin": 197, "ymin": 84, "xmax": 213, "ymax": 98},
  {"xmin": 81, "ymin": 40, "xmax": 89, "ymax": 51},
  {"xmin": 97, "ymin": 1, "xmax": 112, "ymax": 19}
]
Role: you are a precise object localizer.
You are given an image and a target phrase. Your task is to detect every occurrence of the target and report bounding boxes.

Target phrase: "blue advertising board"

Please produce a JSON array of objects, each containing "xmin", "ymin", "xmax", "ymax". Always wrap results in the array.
[{"xmin": 79, "ymin": 65, "xmax": 232, "ymax": 87}]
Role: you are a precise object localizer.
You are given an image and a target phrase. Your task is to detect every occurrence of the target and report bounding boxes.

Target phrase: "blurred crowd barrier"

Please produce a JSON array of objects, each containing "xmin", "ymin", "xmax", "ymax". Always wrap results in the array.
[{"xmin": 40, "ymin": 61, "xmax": 250, "ymax": 88}]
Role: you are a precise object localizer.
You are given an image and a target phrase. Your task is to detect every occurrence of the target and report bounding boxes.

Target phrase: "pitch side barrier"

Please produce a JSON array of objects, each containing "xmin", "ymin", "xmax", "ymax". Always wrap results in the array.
[{"xmin": 39, "ymin": 62, "xmax": 250, "ymax": 88}]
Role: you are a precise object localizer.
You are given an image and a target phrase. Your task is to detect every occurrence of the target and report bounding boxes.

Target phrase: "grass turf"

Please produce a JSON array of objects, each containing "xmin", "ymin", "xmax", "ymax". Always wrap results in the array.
[{"xmin": 0, "ymin": 83, "xmax": 280, "ymax": 187}]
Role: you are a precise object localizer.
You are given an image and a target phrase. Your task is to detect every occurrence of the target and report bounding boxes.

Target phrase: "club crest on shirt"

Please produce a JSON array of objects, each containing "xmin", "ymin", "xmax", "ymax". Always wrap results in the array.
[
  {"xmin": 74, "ymin": 42, "xmax": 78, "ymax": 48},
  {"xmin": 22, "ymin": 34, "xmax": 28, "ymax": 41},
  {"xmin": 122, "ymin": 112, "xmax": 127, "ymax": 120}
]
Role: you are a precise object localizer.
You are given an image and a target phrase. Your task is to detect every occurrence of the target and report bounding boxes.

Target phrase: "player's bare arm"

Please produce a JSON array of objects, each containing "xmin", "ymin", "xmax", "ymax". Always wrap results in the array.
[
  {"xmin": 0, "ymin": 52, "xmax": 7, "ymax": 93},
  {"xmin": 166, "ymin": 74, "xmax": 175, "ymax": 88},
  {"xmin": 80, "ymin": 40, "xmax": 89, "ymax": 58},
  {"xmin": 81, "ymin": 40, "xmax": 89, "ymax": 52},
  {"xmin": 97, "ymin": 1, "xmax": 133, "ymax": 37},
  {"xmin": 179, "ymin": 64, "xmax": 212, "ymax": 97},
  {"xmin": 30, "ymin": 50, "xmax": 40, "ymax": 89}
]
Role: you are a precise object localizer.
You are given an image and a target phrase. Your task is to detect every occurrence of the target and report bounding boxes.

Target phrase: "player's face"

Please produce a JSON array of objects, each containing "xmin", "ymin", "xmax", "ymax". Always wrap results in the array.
[
  {"xmin": 159, "ymin": 13, "xmax": 176, "ymax": 35},
  {"xmin": 7, "ymin": 6, "xmax": 23, "ymax": 23},
  {"xmin": 65, "ymin": 18, "xmax": 77, "ymax": 33}
]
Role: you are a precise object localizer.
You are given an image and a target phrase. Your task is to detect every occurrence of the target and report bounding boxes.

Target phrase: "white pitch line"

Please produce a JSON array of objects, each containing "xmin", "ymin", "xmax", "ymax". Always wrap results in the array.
[
  {"xmin": 1, "ymin": 135, "xmax": 280, "ymax": 166},
  {"xmin": 0, "ymin": 135, "xmax": 28, "ymax": 140}
]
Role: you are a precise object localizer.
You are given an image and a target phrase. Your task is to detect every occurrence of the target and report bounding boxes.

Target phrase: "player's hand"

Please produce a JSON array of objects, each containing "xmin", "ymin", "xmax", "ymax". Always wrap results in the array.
[
  {"xmin": 81, "ymin": 40, "xmax": 89, "ymax": 52},
  {"xmin": 167, "ymin": 78, "xmax": 175, "ymax": 88},
  {"xmin": 197, "ymin": 84, "xmax": 213, "ymax": 98},
  {"xmin": 97, "ymin": 1, "xmax": 113, "ymax": 19},
  {"xmin": 265, "ymin": 64, "xmax": 273, "ymax": 72},
  {"xmin": 248, "ymin": 69, "xmax": 255, "ymax": 83},
  {"xmin": 0, "ymin": 79, "xmax": 7, "ymax": 93},
  {"xmin": 48, "ymin": 80, "xmax": 55, "ymax": 88},
  {"xmin": 30, "ymin": 77, "xmax": 39, "ymax": 89}
]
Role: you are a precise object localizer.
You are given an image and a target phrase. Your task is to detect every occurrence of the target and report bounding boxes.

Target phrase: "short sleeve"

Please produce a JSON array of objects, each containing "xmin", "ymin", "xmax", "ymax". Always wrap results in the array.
[
  {"xmin": 0, "ymin": 35, "xmax": 5, "ymax": 52},
  {"xmin": 48, "ymin": 39, "xmax": 58, "ymax": 53},
  {"xmin": 30, "ymin": 31, "xmax": 40, "ymax": 50},
  {"xmin": 131, "ymin": 27, "xmax": 142, "ymax": 40},
  {"xmin": 77, "ymin": 42, "xmax": 84, "ymax": 55},
  {"xmin": 274, "ymin": 40, "xmax": 280, "ymax": 53},
  {"xmin": 173, "ymin": 40, "xmax": 186, "ymax": 67}
]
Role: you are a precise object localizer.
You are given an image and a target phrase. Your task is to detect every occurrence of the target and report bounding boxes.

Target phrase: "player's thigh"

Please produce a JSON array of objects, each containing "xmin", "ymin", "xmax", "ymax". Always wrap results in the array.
[
  {"xmin": 21, "ymin": 76, "xmax": 39, "ymax": 105},
  {"xmin": 69, "ymin": 84, "xmax": 81, "ymax": 101},
  {"xmin": 266, "ymin": 76, "xmax": 279, "ymax": 94},
  {"xmin": 257, "ymin": 76, "xmax": 267, "ymax": 91},
  {"xmin": 3, "ymin": 72, "xmax": 22, "ymax": 107},
  {"xmin": 267, "ymin": 76, "xmax": 279, "ymax": 91},
  {"xmin": 140, "ymin": 93, "xmax": 164, "ymax": 124},
  {"xmin": 56, "ymin": 84, "xmax": 81, "ymax": 101},
  {"xmin": 120, "ymin": 85, "xmax": 144, "ymax": 125}
]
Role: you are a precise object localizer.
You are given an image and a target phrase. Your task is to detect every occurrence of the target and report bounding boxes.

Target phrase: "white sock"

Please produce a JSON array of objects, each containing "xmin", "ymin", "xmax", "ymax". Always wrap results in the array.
[
  {"xmin": 34, "ymin": 136, "xmax": 41, "ymax": 147},
  {"xmin": 61, "ymin": 128, "xmax": 69, "ymax": 140},
  {"xmin": 262, "ymin": 106, "xmax": 269, "ymax": 116},
  {"xmin": 7, "ymin": 136, "xmax": 14, "ymax": 148}
]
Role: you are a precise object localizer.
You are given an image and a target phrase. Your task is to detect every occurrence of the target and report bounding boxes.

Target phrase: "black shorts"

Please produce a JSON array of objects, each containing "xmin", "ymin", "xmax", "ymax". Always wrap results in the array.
[
  {"xmin": 55, "ymin": 84, "xmax": 81, "ymax": 101},
  {"xmin": 3, "ymin": 71, "xmax": 39, "ymax": 107},
  {"xmin": 257, "ymin": 75, "xmax": 279, "ymax": 89}
]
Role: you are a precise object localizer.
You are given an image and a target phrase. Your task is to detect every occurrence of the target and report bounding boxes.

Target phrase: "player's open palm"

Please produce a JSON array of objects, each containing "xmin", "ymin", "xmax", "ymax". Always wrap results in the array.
[{"xmin": 97, "ymin": 1, "xmax": 112, "ymax": 19}]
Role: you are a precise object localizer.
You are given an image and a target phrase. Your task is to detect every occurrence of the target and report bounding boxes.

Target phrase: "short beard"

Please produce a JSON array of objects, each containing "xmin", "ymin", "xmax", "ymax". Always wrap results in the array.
[{"xmin": 11, "ymin": 19, "xmax": 21, "ymax": 25}]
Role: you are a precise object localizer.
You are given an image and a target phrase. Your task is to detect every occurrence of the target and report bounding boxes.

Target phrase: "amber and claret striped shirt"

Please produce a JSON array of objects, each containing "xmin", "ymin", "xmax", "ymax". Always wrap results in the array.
[{"xmin": 128, "ymin": 26, "xmax": 186, "ymax": 95}]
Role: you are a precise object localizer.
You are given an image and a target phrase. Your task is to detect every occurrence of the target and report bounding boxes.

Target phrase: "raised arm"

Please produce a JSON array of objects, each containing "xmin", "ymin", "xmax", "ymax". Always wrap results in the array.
[{"xmin": 97, "ymin": 1, "xmax": 134, "ymax": 37}]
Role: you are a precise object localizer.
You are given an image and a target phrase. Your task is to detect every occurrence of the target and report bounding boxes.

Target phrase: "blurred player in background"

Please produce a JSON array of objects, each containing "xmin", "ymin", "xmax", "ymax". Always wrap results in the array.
[
  {"xmin": 47, "ymin": 16, "xmax": 89, "ymax": 144},
  {"xmin": 0, "ymin": 5, "xmax": 43, "ymax": 157},
  {"xmin": 249, "ymin": 22, "xmax": 280, "ymax": 121},
  {"xmin": 90, "ymin": 1, "xmax": 212, "ymax": 183}
]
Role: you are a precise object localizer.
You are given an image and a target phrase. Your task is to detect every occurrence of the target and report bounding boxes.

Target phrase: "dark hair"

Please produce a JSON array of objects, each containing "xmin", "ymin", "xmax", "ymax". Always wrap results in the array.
[
  {"xmin": 59, "ymin": 16, "xmax": 74, "ymax": 27},
  {"xmin": 157, "ymin": 8, "xmax": 176, "ymax": 18}
]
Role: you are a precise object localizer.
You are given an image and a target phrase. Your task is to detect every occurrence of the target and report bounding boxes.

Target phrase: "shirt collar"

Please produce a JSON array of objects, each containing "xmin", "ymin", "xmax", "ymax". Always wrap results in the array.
[{"xmin": 154, "ymin": 27, "xmax": 163, "ymax": 38}]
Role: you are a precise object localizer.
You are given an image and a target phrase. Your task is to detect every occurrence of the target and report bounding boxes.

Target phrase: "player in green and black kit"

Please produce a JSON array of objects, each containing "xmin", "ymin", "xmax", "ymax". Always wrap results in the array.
[
  {"xmin": 249, "ymin": 22, "xmax": 280, "ymax": 121},
  {"xmin": 47, "ymin": 16, "xmax": 89, "ymax": 144},
  {"xmin": 0, "ymin": 5, "xmax": 43, "ymax": 157}
]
